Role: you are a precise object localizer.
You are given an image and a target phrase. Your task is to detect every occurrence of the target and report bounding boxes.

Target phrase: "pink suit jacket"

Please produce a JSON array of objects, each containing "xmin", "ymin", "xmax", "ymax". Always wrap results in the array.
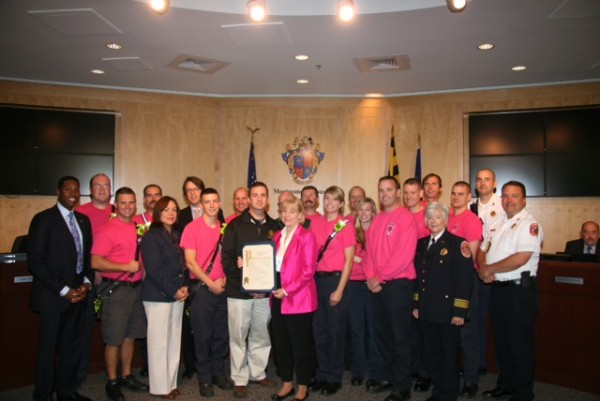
[{"xmin": 273, "ymin": 226, "xmax": 318, "ymax": 314}]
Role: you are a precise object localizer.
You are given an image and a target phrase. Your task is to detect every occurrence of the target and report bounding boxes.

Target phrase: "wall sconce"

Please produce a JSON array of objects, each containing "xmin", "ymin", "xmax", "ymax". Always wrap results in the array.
[
  {"xmin": 446, "ymin": 0, "xmax": 467, "ymax": 13},
  {"xmin": 247, "ymin": 0, "xmax": 267, "ymax": 22}
]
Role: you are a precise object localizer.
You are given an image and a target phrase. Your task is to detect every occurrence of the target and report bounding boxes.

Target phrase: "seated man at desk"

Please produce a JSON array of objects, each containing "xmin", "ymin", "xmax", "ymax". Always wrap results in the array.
[{"xmin": 564, "ymin": 221, "xmax": 599, "ymax": 260}]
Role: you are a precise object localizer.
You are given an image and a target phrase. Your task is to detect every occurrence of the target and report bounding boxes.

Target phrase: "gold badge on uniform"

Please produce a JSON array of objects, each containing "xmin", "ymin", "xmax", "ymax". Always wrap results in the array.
[
  {"xmin": 511, "ymin": 223, "xmax": 517, "ymax": 229},
  {"xmin": 267, "ymin": 230, "xmax": 275, "ymax": 239},
  {"xmin": 491, "ymin": 211, "xmax": 496, "ymax": 217},
  {"xmin": 440, "ymin": 248, "xmax": 448, "ymax": 256}
]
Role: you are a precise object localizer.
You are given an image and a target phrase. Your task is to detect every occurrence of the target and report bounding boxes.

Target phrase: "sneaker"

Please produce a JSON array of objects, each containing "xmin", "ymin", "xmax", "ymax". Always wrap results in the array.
[
  {"xmin": 105, "ymin": 380, "xmax": 125, "ymax": 401},
  {"xmin": 213, "ymin": 374, "xmax": 234, "ymax": 390},
  {"xmin": 119, "ymin": 375, "xmax": 149, "ymax": 392}
]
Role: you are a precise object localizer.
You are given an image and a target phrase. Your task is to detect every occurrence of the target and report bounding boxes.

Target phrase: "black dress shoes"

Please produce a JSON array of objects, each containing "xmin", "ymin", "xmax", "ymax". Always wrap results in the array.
[
  {"xmin": 351, "ymin": 377, "xmax": 363, "ymax": 386},
  {"xmin": 213, "ymin": 374, "xmax": 234, "ymax": 390},
  {"xmin": 321, "ymin": 382, "xmax": 341, "ymax": 396},
  {"xmin": 57, "ymin": 393, "xmax": 93, "ymax": 401},
  {"xmin": 483, "ymin": 387, "xmax": 512, "ymax": 399},
  {"xmin": 308, "ymin": 380, "xmax": 325, "ymax": 392},
  {"xmin": 460, "ymin": 383, "xmax": 479, "ymax": 398},
  {"xmin": 199, "ymin": 382, "xmax": 215, "ymax": 398},
  {"xmin": 384, "ymin": 390, "xmax": 411, "ymax": 401},
  {"xmin": 367, "ymin": 380, "xmax": 393, "ymax": 393},
  {"xmin": 413, "ymin": 376, "xmax": 432, "ymax": 392},
  {"xmin": 271, "ymin": 387, "xmax": 294, "ymax": 401}
]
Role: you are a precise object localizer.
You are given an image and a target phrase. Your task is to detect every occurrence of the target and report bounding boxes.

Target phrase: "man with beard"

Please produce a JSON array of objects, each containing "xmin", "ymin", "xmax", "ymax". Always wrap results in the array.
[{"xmin": 301, "ymin": 185, "xmax": 320, "ymax": 220}]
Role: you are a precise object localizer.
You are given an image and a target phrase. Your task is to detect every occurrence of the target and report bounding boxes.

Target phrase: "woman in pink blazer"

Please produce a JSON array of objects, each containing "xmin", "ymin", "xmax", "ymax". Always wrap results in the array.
[{"xmin": 271, "ymin": 195, "xmax": 318, "ymax": 401}]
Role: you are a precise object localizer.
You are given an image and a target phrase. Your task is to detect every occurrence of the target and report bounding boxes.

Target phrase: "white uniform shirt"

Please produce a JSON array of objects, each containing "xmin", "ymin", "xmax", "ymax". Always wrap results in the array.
[
  {"xmin": 482, "ymin": 208, "xmax": 543, "ymax": 281},
  {"xmin": 476, "ymin": 193, "xmax": 506, "ymax": 242}
]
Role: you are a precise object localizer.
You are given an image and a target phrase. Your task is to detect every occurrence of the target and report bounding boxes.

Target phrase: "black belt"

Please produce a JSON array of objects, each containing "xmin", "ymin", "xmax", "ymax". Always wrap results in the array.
[
  {"xmin": 315, "ymin": 271, "xmax": 341, "ymax": 278},
  {"xmin": 101, "ymin": 278, "xmax": 141, "ymax": 287},
  {"xmin": 191, "ymin": 279, "xmax": 207, "ymax": 287},
  {"xmin": 350, "ymin": 279, "xmax": 366, "ymax": 283},
  {"xmin": 493, "ymin": 277, "xmax": 535, "ymax": 287}
]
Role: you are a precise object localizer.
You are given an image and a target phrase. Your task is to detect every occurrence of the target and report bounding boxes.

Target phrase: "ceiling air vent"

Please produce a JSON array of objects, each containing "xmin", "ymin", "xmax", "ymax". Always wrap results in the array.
[
  {"xmin": 353, "ymin": 55, "xmax": 411, "ymax": 73},
  {"xmin": 168, "ymin": 55, "xmax": 230, "ymax": 75}
]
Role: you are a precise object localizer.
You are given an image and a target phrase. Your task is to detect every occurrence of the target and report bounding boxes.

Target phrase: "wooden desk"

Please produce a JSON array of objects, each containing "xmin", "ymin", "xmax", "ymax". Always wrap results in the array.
[
  {"xmin": 0, "ymin": 256, "xmax": 117, "ymax": 391},
  {"xmin": 485, "ymin": 260, "xmax": 600, "ymax": 394}
]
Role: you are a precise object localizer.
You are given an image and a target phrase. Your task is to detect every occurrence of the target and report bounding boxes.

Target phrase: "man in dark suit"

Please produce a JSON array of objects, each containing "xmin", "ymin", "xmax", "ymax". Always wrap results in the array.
[
  {"xmin": 28, "ymin": 176, "xmax": 94, "ymax": 401},
  {"xmin": 564, "ymin": 221, "xmax": 599, "ymax": 260}
]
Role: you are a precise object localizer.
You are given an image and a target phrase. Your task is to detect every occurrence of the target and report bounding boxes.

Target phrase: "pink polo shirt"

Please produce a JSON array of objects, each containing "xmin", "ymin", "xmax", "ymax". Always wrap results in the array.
[
  {"xmin": 365, "ymin": 206, "xmax": 417, "ymax": 282},
  {"xmin": 92, "ymin": 217, "xmax": 144, "ymax": 281},
  {"xmin": 448, "ymin": 209, "xmax": 482, "ymax": 269},
  {"xmin": 411, "ymin": 207, "xmax": 430, "ymax": 240},
  {"xmin": 76, "ymin": 202, "xmax": 112, "ymax": 236},
  {"xmin": 310, "ymin": 215, "xmax": 356, "ymax": 272},
  {"xmin": 180, "ymin": 217, "xmax": 225, "ymax": 280}
]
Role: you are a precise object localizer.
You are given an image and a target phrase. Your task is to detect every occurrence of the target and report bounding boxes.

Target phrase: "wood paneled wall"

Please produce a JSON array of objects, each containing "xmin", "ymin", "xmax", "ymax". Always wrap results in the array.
[{"xmin": 0, "ymin": 81, "xmax": 598, "ymax": 254}]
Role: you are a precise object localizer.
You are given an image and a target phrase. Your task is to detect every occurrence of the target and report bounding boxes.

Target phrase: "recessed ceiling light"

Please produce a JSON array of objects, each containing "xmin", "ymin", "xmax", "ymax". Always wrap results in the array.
[
  {"xmin": 512, "ymin": 65, "xmax": 527, "ymax": 71},
  {"xmin": 297, "ymin": 79, "xmax": 309, "ymax": 84},
  {"xmin": 91, "ymin": 69, "xmax": 105, "ymax": 74},
  {"xmin": 105, "ymin": 43, "xmax": 122, "ymax": 50},
  {"xmin": 477, "ymin": 43, "xmax": 495, "ymax": 51},
  {"xmin": 366, "ymin": 93, "xmax": 384, "ymax": 98},
  {"xmin": 294, "ymin": 54, "xmax": 309, "ymax": 61}
]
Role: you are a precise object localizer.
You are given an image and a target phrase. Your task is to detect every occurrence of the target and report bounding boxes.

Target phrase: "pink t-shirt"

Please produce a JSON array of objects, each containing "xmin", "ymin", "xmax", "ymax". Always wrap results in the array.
[
  {"xmin": 448, "ymin": 209, "xmax": 482, "ymax": 269},
  {"xmin": 411, "ymin": 207, "xmax": 430, "ymax": 239},
  {"xmin": 365, "ymin": 206, "xmax": 417, "ymax": 282},
  {"xmin": 180, "ymin": 218, "xmax": 225, "ymax": 280},
  {"xmin": 133, "ymin": 212, "xmax": 152, "ymax": 225},
  {"xmin": 92, "ymin": 218, "xmax": 143, "ymax": 281},
  {"xmin": 76, "ymin": 202, "xmax": 112, "ymax": 236},
  {"xmin": 310, "ymin": 215, "xmax": 356, "ymax": 272},
  {"xmin": 350, "ymin": 242, "xmax": 368, "ymax": 281},
  {"xmin": 225, "ymin": 213, "xmax": 240, "ymax": 224}
]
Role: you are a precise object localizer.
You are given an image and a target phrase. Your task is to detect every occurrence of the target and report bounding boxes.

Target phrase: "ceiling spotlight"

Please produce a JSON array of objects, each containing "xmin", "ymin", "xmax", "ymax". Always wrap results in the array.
[
  {"xmin": 297, "ymin": 79, "xmax": 309, "ymax": 84},
  {"xmin": 247, "ymin": 0, "xmax": 266, "ymax": 22},
  {"xmin": 446, "ymin": 0, "xmax": 467, "ymax": 13},
  {"xmin": 294, "ymin": 55, "xmax": 310, "ymax": 61},
  {"xmin": 90, "ymin": 69, "xmax": 105, "ymax": 75},
  {"xmin": 337, "ymin": 0, "xmax": 355, "ymax": 22},
  {"xmin": 150, "ymin": 0, "xmax": 170, "ymax": 15},
  {"xmin": 477, "ymin": 43, "xmax": 495, "ymax": 51},
  {"xmin": 512, "ymin": 65, "xmax": 527, "ymax": 71},
  {"xmin": 105, "ymin": 43, "xmax": 122, "ymax": 50}
]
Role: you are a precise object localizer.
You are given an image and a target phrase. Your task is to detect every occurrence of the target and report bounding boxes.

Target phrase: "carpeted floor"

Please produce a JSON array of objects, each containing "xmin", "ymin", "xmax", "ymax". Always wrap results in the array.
[{"xmin": 1, "ymin": 363, "xmax": 598, "ymax": 401}]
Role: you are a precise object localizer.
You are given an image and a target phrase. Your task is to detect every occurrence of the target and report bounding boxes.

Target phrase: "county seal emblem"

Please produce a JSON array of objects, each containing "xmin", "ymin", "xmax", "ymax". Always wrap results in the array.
[{"xmin": 281, "ymin": 136, "xmax": 325, "ymax": 184}]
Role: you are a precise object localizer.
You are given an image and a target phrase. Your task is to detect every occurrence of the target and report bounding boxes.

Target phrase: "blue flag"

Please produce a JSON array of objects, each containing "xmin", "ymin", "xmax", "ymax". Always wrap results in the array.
[
  {"xmin": 247, "ymin": 141, "xmax": 257, "ymax": 188},
  {"xmin": 414, "ymin": 145, "xmax": 421, "ymax": 182}
]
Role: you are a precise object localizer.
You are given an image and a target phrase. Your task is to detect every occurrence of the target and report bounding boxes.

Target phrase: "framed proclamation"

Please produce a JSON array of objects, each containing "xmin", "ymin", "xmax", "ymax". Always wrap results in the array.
[{"xmin": 241, "ymin": 241, "xmax": 276, "ymax": 293}]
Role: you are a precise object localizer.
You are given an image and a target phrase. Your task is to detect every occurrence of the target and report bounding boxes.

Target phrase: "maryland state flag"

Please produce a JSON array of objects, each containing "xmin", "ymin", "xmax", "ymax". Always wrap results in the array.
[{"xmin": 388, "ymin": 127, "xmax": 399, "ymax": 180}]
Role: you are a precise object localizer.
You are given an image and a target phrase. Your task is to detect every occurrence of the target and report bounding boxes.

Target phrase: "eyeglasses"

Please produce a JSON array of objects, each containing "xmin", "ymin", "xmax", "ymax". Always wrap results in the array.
[{"xmin": 185, "ymin": 188, "xmax": 200, "ymax": 194}]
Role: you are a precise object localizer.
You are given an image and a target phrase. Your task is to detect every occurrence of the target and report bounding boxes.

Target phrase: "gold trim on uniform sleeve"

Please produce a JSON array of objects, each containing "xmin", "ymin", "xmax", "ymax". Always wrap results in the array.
[
  {"xmin": 453, "ymin": 298, "xmax": 470, "ymax": 309},
  {"xmin": 413, "ymin": 292, "xmax": 419, "ymax": 301}
]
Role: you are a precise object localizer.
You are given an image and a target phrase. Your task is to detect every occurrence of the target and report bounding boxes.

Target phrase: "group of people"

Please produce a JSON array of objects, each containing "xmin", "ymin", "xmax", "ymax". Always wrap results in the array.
[{"xmin": 26, "ymin": 168, "xmax": 598, "ymax": 401}]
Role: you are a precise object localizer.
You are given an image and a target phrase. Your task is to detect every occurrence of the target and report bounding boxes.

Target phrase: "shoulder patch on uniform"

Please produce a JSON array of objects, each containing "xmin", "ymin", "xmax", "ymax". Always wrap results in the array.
[
  {"xmin": 460, "ymin": 241, "xmax": 472, "ymax": 258},
  {"xmin": 529, "ymin": 223, "xmax": 539, "ymax": 237}
]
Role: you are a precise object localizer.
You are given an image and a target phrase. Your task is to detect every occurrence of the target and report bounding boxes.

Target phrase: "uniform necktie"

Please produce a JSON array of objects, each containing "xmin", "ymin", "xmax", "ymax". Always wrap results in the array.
[
  {"xmin": 428, "ymin": 237, "xmax": 436, "ymax": 250},
  {"xmin": 68, "ymin": 212, "xmax": 84, "ymax": 274},
  {"xmin": 193, "ymin": 208, "xmax": 201, "ymax": 220},
  {"xmin": 586, "ymin": 245, "xmax": 593, "ymax": 254}
]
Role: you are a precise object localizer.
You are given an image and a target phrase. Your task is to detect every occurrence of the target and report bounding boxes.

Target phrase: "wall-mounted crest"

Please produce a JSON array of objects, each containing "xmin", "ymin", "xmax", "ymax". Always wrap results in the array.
[{"xmin": 281, "ymin": 136, "xmax": 325, "ymax": 184}]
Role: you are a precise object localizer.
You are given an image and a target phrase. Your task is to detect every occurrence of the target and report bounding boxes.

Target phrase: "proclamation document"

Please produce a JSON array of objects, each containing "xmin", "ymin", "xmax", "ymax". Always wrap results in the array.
[{"xmin": 241, "ymin": 241, "xmax": 276, "ymax": 292}]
